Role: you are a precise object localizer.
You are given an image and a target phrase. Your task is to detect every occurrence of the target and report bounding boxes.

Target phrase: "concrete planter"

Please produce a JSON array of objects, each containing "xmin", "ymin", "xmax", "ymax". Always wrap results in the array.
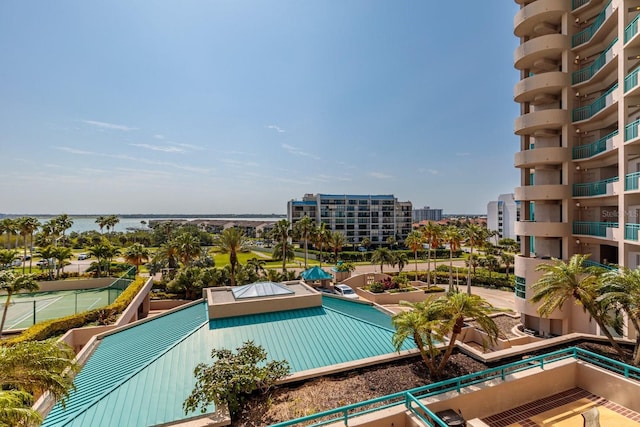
[{"xmin": 356, "ymin": 288, "xmax": 444, "ymax": 304}]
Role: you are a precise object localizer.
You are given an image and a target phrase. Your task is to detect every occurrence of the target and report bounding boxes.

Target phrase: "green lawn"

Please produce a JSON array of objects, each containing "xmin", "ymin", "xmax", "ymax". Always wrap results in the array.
[{"xmin": 212, "ymin": 250, "xmax": 320, "ymax": 269}]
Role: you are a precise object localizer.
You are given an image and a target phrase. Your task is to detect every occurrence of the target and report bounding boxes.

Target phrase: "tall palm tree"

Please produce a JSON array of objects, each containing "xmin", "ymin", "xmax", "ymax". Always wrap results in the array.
[
  {"xmin": 501, "ymin": 252, "xmax": 514, "ymax": 279},
  {"xmin": 88, "ymin": 243, "xmax": 112, "ymax": 277},
  {"xmin": 405, "ymin": 230, "xmax": 424, "ymax": 281},
  {"xmin": 421, "ymin": 222, "xmax": 442, "ymax": 287},
  {"xmin": 394, "ymin": 252, "xmax": 409, "ymax": 273},
  {"xmin": 328, "ymin": 231, "xmax": 346, "ymax": 264},
  {"xmin": 531, "ymin": 254, "xmax": 628, "ymax": 361},
  {"xmin": 270, "ymin": 220, "xmax": 292, "ymax": 272},
  {"xmin": 17, "ymin": 217, "xmax": 40, "ymax": 274},
  {"xmin": 311, "ymin": 222, "xmax": 330, "ymax": 268},
  {"xmin": 246, "ymin": 257, "xmax": 266, "ymax": 277},
  {"xmin": 0, "ymin": 218, "xmax": 17, "ymax": 249},
  {"xmin": 51, "ymin": 246, "xmax": 72, "ymax": 279},
  {"xmin": 0, "ymin": 270, "xmax": 39, "ymax": 337},
  {"xmin": 0, "ymin": 339, "xmax": 77, "ymax": 426},
  {"xmin": 599, "ymin": 267, "xmax": 640, "ymax": 365},
  {"xmin": 443, "ymin": 226, "xmax": 463, "ymax": 291},
  {"xmin": 95, "ymin": 215, "xmax": 108, "ymax": 234},
  {"xmin": 371, "ymin": 247, "xmax": 395, "ymax": 274},
  {"xmin": 52, "ymin": 214, "xmax": 74, "ymax": 245},
  {"xmin": 105, "ymin": 214, "xmax": 120, "ymax": 233},
  {"xmin": 463, "ymin": 223, "xmax": 487, "ymax": 295},
  {"xmin": 293, "ymin": 216, "xmax": 315, "ymax": 269},
  {"xmin": 124, "ymin": 243, "xmax": 150, "ymax": 275},
  {"xmin": 174, "ymin": 232, "xmax": 201, "ymax": 267},
  {"xmin": 214, "ymin": 227, "xmax": 248, "ymax": 286}
]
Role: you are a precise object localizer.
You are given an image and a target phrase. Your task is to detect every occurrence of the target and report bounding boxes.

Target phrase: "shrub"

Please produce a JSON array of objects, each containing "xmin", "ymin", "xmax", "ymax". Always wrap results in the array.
[{"xmin": 368, "ymin": 282, "xmax": 385, "ymax": 293}]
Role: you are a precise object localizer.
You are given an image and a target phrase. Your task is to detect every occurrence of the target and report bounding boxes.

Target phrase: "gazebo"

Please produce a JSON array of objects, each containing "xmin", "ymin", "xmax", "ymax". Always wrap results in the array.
[{"xmin": 300, "ymin": 266, "xmax": 333, "ymax": 288}]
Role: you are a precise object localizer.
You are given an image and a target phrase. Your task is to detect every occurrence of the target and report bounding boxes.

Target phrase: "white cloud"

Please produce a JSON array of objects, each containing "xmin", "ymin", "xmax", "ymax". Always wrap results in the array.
[
  {"xmin": 82, "ymin": 120, "xmax": 137, "ymax": 131},
  {"xmin": 281, "ymin": 143, "xmax": 320, "ymax": 160},
  {"xmin": 266, "ymin": 124, "xmax": 286, "ymax": 133},
  {"xmin": 369, "ymin": 172, "xmax": 393, "ymax": 179},
  {"xmin": 131, "ymin": 143, "xmax": 186, "ymax": 153},
  {"xmin": 178, "ymin": 143, "xmax": 205, "ymax": 151},
  {"xmin": 56, "ymin": 146, "xmax": 94, "ymax": 155}
]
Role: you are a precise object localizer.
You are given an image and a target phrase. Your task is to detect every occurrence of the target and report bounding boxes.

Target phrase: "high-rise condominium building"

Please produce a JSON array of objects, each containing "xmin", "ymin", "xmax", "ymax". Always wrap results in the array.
[
  {"xmin": 487, "ymin": 194, "xmax": 520, "ymax": 240},
  {"xmin": 412, "ymin": 206, "xmax": 443, "ymax": 222},
  {"xmin": 513, "ymin": 0, "xmax": 640, "ymax": 337},
  {"xmin": 287, "ymin": 194, "xmax": 413, "ymax": 246}
]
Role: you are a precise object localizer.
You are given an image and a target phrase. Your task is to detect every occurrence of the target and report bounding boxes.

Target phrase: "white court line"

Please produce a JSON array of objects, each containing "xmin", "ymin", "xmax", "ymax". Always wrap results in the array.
[
  {"xmin": 87, "ymin": 298, "xmax": 103, "ymax": 310},
  {"xmin": 7, "ymin": 296, "xmax": 65, "ymax": 329}
]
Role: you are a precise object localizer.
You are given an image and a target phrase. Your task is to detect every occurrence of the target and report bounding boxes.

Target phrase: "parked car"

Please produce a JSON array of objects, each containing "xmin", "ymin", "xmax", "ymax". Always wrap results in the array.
[
  {"xmin": 317, "ymin": 287, "xmax": 336, "ymax": 295},
  {"xmin": 11, "ymin": 259, "xmax": 22, "ymax": 267},
  {"xmin": 78, "ymin": 253, "xmax": 90, "ymax": 260},
  {"xmin": 334, "ymin": 284, "xmax": 359, "ymax": 300},
  {"xmin": 36, "ymin": 259, "xmax": 49, "ymax": 267}
]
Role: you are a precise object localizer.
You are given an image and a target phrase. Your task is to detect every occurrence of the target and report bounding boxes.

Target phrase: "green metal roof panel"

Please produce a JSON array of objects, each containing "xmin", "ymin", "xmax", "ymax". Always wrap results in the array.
[{"xmin": 42, "ymin": 298, "xmax": 413, "ymax": 427}]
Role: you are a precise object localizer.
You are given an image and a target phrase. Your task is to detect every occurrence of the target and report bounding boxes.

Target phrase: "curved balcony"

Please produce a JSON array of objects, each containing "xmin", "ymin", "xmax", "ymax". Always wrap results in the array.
[
  {"xmin": 515, "ymin": 184, "xmax": 570, "ymax": 201},
  {"xmin": 514, "ymin": 72, "xmax": 569, "ymax": 104},
  {"xmin": 572, "ymin": 37, "xmax": 617, "ymax": 86},
  {"xmin": 572, "ymin": 129, "xmax": 618, "ymax": 159},
  {"xmin": 572, "ymin": 0, "xmax": 615, "ymax": 48},
  {"xmin": 572, "ymin": 83, "xmax": 618, "ymax": 123},
  {"xmin": 514, "ymin": 109, "xmax": 569, "ymax": 136},
  {"xmin": 514, "ymin": 0, "xmax": 570, "ymax": 38},
  {"xmin": 514, "ymin": 34, "xmax": 570, "ymax": 71},
  {"xmin": 515, "ymin": 221, "xmax": 570, "ymax": 237},
  {"xmin": 515, "ymin": 146, "xmax": 569, "ymax": 168},
  {"xmin": 573, "ymin": 176, "xmax": 618, "ymax": 197},
  {"xmin": 573, "ymin": 221, "xmax": 618, "ymax": 238}
]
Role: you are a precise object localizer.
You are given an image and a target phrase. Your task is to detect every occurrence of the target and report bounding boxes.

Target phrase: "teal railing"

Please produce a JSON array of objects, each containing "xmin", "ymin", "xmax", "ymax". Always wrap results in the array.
[
  {"xmin": 572, "ymin": 130, "xmax": 618, "ymax": 159},
  {"xmin": 572, "ymin": 0, "xmax": 590, "ymax": 10},
  {"xmin": 572, "ymin": 176, "xmax": 618, "ymax": 197},
  {"xmin": 625, "ymin": 13, "xmax": 640, "ymax": 44},
  {"xmin": 625, "ymin": 67, "xmax": 640, "ymax": 92},
  {"xmin": 626, "ymin": 171, "xmax": 640, "ymax": 191},
  {"xmin": 270, "ymin": 347, "xmax": 640, "ymax": 427},
  {"xmin": 583, "ymin": 259, "xmax": 618, "ymax": 270},
  {"xmin": 572, "ymin": 38, "xmax": 617, "ymax": 85},
  {"xmin": 515, "ymin": 276, "xmax": 526, "ymax": 299},
  {"xmin": 573, "ymin": 0, "xmax": 612, "ymax": 47},
  {"xmin": 573, "ymin": 221, "xmax": 618, "ymax": 237},
  {"xmin": 572, "ymin": 83, "xmax": 617, "ymax": 122},
  {"xmin": 625, "ymin": 223, "xmax": 640, "ymax": 240},
  {"xmin": 626, "ymin": 119, "xmax": 640, "ymax": 141}
]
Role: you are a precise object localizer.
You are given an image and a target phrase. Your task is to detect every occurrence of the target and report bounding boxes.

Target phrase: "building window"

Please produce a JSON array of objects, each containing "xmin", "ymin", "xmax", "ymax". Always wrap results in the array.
[{"xmin": 515, "ymin": 276, "xmax": 526, "ymax": 299}]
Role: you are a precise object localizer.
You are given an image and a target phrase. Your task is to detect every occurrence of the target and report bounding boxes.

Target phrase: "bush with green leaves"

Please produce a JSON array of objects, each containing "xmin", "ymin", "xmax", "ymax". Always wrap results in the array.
[
  {"xmin": 368, "ymin": 281, "xmax": 385, "ymax": 293},
  {"xmin": 183, "ymin": 341, "xmax": 290, "ymax": 418}
]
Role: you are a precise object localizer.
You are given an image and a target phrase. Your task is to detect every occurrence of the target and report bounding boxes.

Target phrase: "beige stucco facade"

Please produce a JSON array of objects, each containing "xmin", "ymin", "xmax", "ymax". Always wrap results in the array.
[{"xmin": 513, "ymin": 0, "xmax": 640, "ymax": 338}]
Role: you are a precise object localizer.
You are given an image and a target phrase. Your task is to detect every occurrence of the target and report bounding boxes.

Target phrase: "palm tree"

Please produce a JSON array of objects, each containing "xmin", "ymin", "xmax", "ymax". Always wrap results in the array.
[
  {"xmin": 599, "ymin": 267, "xmax": 640, "ymax": 365},
  {"xmin": 501, "ymin": 252, "xmax": 514, "ymax": 279},
  {"xmin": 214, "ymin": 227, "xmax": 248, "ymax": 286},
  {"xmin": 17, "ymin": 217, "xmax": 40, "ymax": 274},
  {"xmin": 0, "ymin": 339, "xmax": 78, "ymax": 426},
  {"xmin": 270, "ymin": 220, "xmax": 292, "ymax": 273},
  {"xmin": 95, "ymin": 215, "xmax": 109, "ymax": 234},
  {"xmin": 480, "ymin": 255, "xmax": 500, "ymax": 280},
  {"xmin": 531, "ymin": 254, "xmax": 628, "ymax": 362},
  {"xmin": 311, "ymin": 222, "xmax": 330, "ymax": 268},
  {"xmin": 293, "ymin": 216, "xmax": 315, "ymax": 269},
  {"xmin": 105, "ymin": 214, "xmax": 120, "ymax": 233},
  {"xmin": 37, "ymin": 245, "xmax": 56, "ymax": 280},
  {"xmin": 421, "ymin": 222, "xmax": 442, "ymax": 287},
  {"xmin": 51, "ymin": 246, "xmax": 72, "ymax": 279},
  {"xmin": 463, "ymin": 223, "xmax": 487, "ymax": 295},
  {"xmin": 0, "ymin": 249, "xmax": 18, "ymax": 270},
  {"xmin": 124, "ymin": 243, "xmax": 150, "ymax": 275},
  {"xmin": 0, "ymin": 270, "xmax": 39, "ymax": 337},
  {"xmin": 0, "ymin": 218, "xmax": 17, "ymax": 249},
  {"xmin": 52, "ymin": 214, "xmax": 74, "ymax": 245},
  {"xmin": 88, "ymin": 243, "xmax": 112, "ymax": 277},
  {"xmin": 328, "ymin": 231, "xmax": 346, "ymax": 264},
  {"xmin": 174, "ymin": 232, "xmax": 201, "ymax": 267},
  {"xmin": 405, "ymin": 230, "xmax": 424, "ymax": 281},
  {"xmin": 246, "ymin": 257, "xmax": 266, "ymax": 277},
  {"xmin": 394, "ymin": 252, "xmax": 409, "ymax": 273},
  {"xmin": 371, "ymin": 247, "xmax": 395, "ymax": 274},
  {"xmin": 361, "ymin": 237, "xmax": 372, "ymax": 251},
  {"xmin": 443, "ymin": 226, "xmax": 463, "ymax": 291}
]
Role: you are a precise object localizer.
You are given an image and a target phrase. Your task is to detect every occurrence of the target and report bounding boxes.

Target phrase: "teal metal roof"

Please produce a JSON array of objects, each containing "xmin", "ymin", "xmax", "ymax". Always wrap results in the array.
[
  {"xmin": 42, "ymin": 297, "xmax": 413, "ymax": 427},
  {"xmin": 300, "ymin": 266, "xmax": 333, "ymax": 281}
]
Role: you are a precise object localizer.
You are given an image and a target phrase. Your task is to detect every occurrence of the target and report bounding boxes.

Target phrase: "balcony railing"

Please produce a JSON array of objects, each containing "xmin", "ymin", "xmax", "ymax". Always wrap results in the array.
[
  {"xmin": 572, "ymin": 84, "xmax": 617, "ymax": 122},
  {"xmin": 626, "ymin": 118, "xmax": 640, "ymax": 141},
  {"xmin": 625, "ymin": 67, "xmax": 640, "ymax": 92},
  {"xmin": 583, "ymin": 259, "xmax": 618, "ymax": 270},
  {"xmin": 572, "ymin": 38, "xmax": 617, "ymax": 85},
  {"xmin": 573, "ymin": 221, "xmax": 618, "ymax": 237},
  {"xmin": 625, "ymin": 223, "xmax": 640, "ymax": 240},
  {"xmin": 625, "ymin": 12, "xmax": 640, "ymax": 44},
  {"xmin": 572, "ymin": 176, "xmax": 618, "ymax": 197},
  {"xmin": 626, "ymin": 171, "xmax": 640, "ymax": 191},
  {"xmin": 573, "ymin": 0, "xmax": 613, "ymax": 47},
  {"xmin": 572, "ymin": 130, "xmax": 618, "ymax": 159}
]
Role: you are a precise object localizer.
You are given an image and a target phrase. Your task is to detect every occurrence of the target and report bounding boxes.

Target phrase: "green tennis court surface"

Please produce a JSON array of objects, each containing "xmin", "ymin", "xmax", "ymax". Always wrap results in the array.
[{"xmin": 2, "ymin": 284, "xmax": 129, "ymax": 330}]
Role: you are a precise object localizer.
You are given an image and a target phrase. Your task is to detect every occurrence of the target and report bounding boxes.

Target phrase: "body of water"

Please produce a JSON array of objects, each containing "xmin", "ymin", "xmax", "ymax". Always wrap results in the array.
[{"xmin": 27, "ymin": 216, "xmax": 282, "ymax": 234}]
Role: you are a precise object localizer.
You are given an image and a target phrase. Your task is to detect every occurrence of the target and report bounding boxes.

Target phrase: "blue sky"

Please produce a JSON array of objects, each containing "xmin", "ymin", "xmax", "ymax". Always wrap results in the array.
[{"xmin": 0, "ymin": 1, "xmax": 520, "ymax": 215}]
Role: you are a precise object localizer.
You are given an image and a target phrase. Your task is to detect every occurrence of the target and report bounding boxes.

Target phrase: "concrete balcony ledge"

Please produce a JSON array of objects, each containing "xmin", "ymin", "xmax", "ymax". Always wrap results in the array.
[
  {"xmin": 515, "ymin": 221, "xmax": 570, "ymax": 237},
  {"xmin": 515, "ymin": 184, "xmax": 570, "ymax": 201},
  {"xmin": 514, "ymin": 147, "xmax": 569, "ymax": 168},
  {"xmin": 514, "ymin": 0, "xmax": 571, "ymax": 38}
]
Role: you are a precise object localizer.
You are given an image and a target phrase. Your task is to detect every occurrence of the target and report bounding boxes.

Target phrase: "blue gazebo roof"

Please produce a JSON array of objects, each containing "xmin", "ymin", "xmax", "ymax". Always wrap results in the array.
[{"xmin": 300, "ymin": 266, "xmax": 333, "ymax": 281}]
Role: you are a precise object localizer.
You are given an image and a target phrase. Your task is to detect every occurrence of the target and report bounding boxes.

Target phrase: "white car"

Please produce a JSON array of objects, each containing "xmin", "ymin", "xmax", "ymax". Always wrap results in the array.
[
  {"xmin": 334, "ymin": 284, "xmax": 359, "ymax": 300},
  {"xmin": 78, "ymin": 253, "xmax": 90, "ymax": 260}
]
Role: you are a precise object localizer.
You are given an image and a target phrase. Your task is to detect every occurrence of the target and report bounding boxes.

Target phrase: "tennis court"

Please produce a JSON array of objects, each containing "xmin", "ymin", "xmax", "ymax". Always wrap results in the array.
[{"xmin": 1, "ymin": 270, "xmax": 134, "ymax": 330}]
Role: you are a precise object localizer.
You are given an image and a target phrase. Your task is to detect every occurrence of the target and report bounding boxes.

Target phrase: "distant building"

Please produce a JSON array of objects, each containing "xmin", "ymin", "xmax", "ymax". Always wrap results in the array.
[
  {"xmin": 487, "ymin": 194, "xmax": 520, "ymax": 241},
  {"xmin": 287, "ymin": 194, "xmax": 412, "ymax": 246},
  {"xmin": 412, "ymin": 206, "xmax": 443, "ymax": 222}
]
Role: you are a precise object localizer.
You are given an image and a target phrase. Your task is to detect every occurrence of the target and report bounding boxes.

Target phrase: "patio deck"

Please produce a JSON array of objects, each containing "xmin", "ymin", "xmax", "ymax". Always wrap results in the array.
[{"xmin": 481, "ymin": 388, "xmax": 640, "ymax": 426}]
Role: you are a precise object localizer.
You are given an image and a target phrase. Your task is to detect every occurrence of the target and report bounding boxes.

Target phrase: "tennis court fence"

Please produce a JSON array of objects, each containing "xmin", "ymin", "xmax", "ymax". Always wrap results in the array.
[{"xmin": 2, "ymin": 266, "xmax": 137, "ymax": 329}]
